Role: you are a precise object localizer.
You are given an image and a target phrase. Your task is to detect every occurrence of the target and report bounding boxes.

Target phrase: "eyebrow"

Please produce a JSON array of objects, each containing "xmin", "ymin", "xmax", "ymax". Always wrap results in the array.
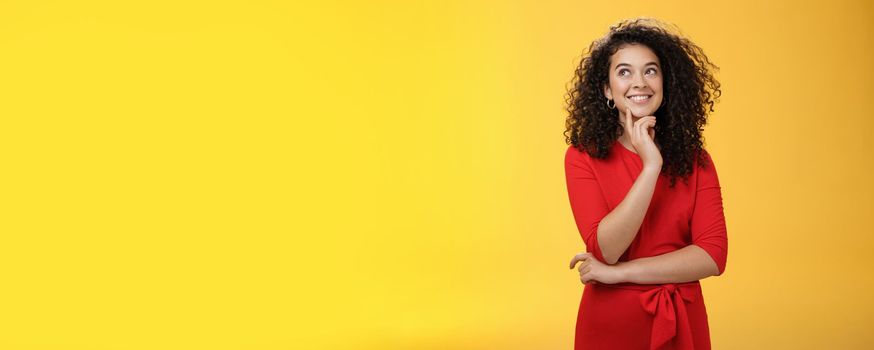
[{"xmin": 615, "ymin": 62, "xmax": 660, "ymax": 70}]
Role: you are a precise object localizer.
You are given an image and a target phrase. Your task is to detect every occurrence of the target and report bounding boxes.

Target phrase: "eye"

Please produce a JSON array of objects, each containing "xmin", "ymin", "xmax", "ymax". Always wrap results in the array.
[{"xmin": 618, "ymin": 68, "xmax": 658, "ymax": 76}]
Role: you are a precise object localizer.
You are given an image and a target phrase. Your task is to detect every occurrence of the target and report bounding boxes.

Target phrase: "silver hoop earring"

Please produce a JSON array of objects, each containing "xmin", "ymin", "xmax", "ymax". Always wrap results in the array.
[{"xmin": 606, "ymin": 98, "xmax": 615, "ymax": 109}]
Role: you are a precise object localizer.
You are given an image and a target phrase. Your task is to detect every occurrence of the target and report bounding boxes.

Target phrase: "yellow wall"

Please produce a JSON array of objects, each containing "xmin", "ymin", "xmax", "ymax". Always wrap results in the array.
[{"xmin": 1, "ymin": 0, "xmax": 872, "ymax": 349}]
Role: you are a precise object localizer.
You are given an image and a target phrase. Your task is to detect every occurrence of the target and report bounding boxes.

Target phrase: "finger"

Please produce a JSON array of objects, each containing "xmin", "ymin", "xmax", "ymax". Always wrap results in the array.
[
  {"xmin": 641, "ymin": 118, "xmax": 655, "ymax": 127},
  {"xmin": 636, "ymin": 117, "xmax": 655, "ymax": 142},
  {"xmin": 577, "ymin": 260, "xmax": 589, "ymax": 272},
  {"xmin": 581, "ymin": 272, "xmax": 593, "ymax": 284},
  {"xmin": 580, "ymin": 265, "xmax": 592, "ymax": 275},
  {"xmin": 634, "ymin": 116, "xmax": 655, "ymax": 126},
  {"xmin": 568, "ymin": 253, "xmax": 589, "ymax": 269},
  {"xmin": 633, "ymin": 117, "xmax": 645, "ymax": 144},
  {"xmin": 639, "ymin": 121, "xmax": 650, "ymax": 143},
  {"xmin": 639, "ymin": 119, "xmax": 655, "ymax": 136},
  {"xmin": 633, "ymin": 116, "xmax": 655, "ymax": 130},
  {"xmin": 624, "ymin": 107, "xmax": 633, "ymax": 136},
  {"xmin": 569, "ymin": 253, "xmax": 582, "ymax": 268},
  {"xmin": 632, "ymin": 116, "xmax": 650, "ymax": 133},
  {"xmin": 644, "ymin": 119, "xmax": 656, "ymax": 140}
]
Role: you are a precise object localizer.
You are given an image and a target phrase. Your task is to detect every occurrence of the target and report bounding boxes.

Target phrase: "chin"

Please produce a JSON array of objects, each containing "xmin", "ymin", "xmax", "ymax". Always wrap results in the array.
[
  {"xmin": 629, "ymin": 106, "xmax": 658, "ymax": 117},
  {"xmin": 624, "ymin": 97, "xmax": 662, "ymax": 117},
  {"xmin": 631, "ymin": 101, "xmax": 659, "ymax": 116}
]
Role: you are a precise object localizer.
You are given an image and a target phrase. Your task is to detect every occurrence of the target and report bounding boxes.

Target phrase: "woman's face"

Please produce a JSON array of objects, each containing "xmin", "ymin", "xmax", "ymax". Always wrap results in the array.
[{"xmin": 603, "ymin": 43, "xmax": 664, "ymax": 120}]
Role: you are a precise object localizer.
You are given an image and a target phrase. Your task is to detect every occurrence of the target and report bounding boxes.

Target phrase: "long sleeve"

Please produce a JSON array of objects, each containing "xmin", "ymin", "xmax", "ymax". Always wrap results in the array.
[
  {"xmin": 564, "ymin": 146, "xmax": 610, "ymax": 264},
  {"xmin": 689, "ymin": 150, "xmax": 728, "ymax": 276}
]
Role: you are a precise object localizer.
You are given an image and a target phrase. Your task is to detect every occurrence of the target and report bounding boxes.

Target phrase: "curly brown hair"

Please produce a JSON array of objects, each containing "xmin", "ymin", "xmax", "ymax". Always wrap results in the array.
[{"xmin": 563, "ymin": 17, "xmax": 722, "ymax": 188}]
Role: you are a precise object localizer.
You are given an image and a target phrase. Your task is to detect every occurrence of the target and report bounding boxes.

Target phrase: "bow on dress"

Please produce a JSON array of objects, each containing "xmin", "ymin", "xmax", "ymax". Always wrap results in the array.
[{"xmin": 638, "ymin": 283, "xmax": 699, "ymax": 350}]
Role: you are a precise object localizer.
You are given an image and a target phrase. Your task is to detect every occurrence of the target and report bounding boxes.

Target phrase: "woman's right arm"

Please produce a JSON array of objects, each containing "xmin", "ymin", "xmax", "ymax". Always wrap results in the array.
[{"xmin": 565, "ymin": 146, "xmax": 659, "ymax": 265}]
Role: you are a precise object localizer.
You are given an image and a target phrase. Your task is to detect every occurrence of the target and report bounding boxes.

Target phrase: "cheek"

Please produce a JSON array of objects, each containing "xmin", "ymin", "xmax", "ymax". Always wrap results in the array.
[
  {"xmin": 650, "ymin": 78, "xmax": 664, "ymax": 92},
  {"xmin": 611, "ymin": 81, "xmax": 629, "ymax": 94}
]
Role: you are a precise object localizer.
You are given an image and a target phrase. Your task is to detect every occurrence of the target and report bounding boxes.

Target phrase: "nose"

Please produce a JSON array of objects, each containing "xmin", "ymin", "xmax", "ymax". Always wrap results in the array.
[{"xmin": 632, "ymin": 74, "xmax": 647, "ymax": 88}]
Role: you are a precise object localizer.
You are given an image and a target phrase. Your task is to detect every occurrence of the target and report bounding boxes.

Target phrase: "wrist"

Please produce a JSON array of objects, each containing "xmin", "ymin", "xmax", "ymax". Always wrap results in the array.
[
  {"xmin": 615, "ymin": 260, "xmax": 634, "ymax": 284},
  {"xmin": 642, "ymin": 165, "xmax": 662, "ymax": 174}
]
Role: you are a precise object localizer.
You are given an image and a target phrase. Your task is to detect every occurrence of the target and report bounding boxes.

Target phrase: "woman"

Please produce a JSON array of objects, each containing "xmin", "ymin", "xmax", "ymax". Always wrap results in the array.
[{"xmin": 564, "ymin": 18, "xmax": 728, "ymax": 350}]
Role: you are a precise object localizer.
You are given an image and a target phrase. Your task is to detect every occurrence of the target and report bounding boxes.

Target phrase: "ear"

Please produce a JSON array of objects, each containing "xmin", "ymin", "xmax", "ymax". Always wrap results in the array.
[{"xmin": 603, "ymin": 84, "xmax": 612, "ymax": 100}]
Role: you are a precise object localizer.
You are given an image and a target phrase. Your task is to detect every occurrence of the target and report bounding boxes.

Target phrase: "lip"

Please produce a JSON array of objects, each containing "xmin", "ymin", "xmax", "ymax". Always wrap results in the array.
[{"xmin": 626, "ymin": 95, "xmax": 653, "ymax": 104}]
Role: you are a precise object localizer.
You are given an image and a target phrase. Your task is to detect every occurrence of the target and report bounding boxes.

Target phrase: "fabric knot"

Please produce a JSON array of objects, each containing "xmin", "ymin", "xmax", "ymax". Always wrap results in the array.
[{"xmin": 638, "ymin": 283, "xmax": 699, "ymax": 350}]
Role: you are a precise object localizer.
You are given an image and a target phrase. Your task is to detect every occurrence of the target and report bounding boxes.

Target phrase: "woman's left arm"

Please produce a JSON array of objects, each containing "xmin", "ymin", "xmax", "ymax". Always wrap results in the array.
[{"xmin": 614, "ymin": 244, "xmax": 719, "ymax": 284}]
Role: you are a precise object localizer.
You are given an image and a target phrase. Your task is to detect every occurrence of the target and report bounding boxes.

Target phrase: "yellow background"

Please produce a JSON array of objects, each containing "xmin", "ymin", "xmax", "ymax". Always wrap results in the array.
[{"xmin": 1, "ymin": 0, "xmax": 872, "ymax": 349}]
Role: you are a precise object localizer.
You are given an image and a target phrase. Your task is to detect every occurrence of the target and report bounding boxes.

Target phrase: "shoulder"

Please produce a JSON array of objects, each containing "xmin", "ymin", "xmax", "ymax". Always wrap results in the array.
[
  {"xmin": 565, "ymin": 144, "xmax": 592, "ymax": 164},
  {"xmin": 695, "ymin": 148, "xmax": 717, "ymax": 170},
  {"xmin": 565, "ymin": 142, "xmax": 620, "ymax": 166},
  {"xmin": 565, "ymin": 144, "xmax": 584, "ymax": 157},
  {"xmin": 694, "ymin": 148, "xmax": 721, "ymax": 186},
  {"xmin": 564, "ymin": 144, "xmax": 593, "ymax": 173}
]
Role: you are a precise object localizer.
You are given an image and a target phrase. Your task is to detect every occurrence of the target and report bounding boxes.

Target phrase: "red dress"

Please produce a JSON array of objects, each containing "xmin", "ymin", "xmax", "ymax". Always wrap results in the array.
[{"xmin": 564, "ymin": 140, "xmax": 728, "ymax": 350}]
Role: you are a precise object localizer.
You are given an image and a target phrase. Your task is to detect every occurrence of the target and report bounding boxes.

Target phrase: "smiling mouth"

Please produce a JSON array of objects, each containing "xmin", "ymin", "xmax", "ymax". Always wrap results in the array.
[{"xmin": 627, "ymin": 95, "xmax": 652, "ymax": 104}]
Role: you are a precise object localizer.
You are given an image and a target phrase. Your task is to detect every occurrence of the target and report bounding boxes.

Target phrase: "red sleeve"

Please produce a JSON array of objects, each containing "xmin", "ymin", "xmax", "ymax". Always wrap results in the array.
[
  {"xmin": 690, "ymin": 150, "xmax": 728, "ymax": 276},
  {"xmin": 564, "ymin": 145, "xmax": 610, "ymax": 264}
]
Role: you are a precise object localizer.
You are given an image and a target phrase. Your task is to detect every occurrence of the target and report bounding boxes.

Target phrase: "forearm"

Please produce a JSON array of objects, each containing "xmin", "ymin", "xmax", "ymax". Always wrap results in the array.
[
  {"xmin": 597, "ymin": 167, "xmax": 660, "ymax": 264},
  {"xmin": 615, "ymin": 244, "xmax": 720, "ymax": 284}
]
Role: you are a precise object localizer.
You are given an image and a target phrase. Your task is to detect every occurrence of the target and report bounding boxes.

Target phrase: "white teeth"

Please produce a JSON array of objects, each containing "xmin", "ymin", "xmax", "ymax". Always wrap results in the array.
[{"xmin": 629, "ymin": 95, "xmax": 650, "ymax": 101}]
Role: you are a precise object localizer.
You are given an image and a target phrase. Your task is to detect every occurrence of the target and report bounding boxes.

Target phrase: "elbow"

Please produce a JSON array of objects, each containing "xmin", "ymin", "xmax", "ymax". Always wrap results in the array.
[
  {"xmin": 709, "ymin": 263, "xmax": 722, "ymax": 277},
  {"xmin": 597, "ymin": 237, "xmax": 623, "ymax": 266},
  {"xmin": 709, "ymin": 255, "xmax": 726, "ymax": 277},
  {"xmin": 716, "ymin": 258, "xmax": 727, "ymax": 276},
  {"xmin": 691, "ymin": 241, "xmax": 727, "ymax": 277},
  {"xmin": 603, "ymin": 254, "xmax": 620, "ymax": 265},
  {"xmin": 584, "ymin": 231, "xmax": 618, "ymax": 265},
  {"xmin": 712, "ymin": 249, "xmax": 727, "ymax": 276},
  {"xmin": 588, "ymin": 224, "xmax": 622, "ymax": 265}
]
